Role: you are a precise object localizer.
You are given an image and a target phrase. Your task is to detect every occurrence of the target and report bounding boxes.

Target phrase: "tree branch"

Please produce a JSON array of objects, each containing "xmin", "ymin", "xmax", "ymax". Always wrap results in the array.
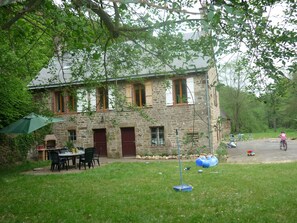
[
  {"xmin": 1, "ymin": 0, "xmax": 43, "ymax": 30},
  {"xmin": 72, "ymin": 0, "xmax": 120, "ymax": 38}
]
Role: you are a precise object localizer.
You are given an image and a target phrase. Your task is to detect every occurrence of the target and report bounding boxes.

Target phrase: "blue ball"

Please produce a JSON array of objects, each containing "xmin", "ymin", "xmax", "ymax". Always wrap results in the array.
[{"xmin": 196, "ymin": 158, "xmax": 203, "ymax": 166}]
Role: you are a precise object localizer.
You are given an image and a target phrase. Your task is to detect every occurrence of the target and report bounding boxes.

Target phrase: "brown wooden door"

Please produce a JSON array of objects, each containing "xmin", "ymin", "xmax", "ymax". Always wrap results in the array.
[
  {"xmin": 93, "ymin": 129, "xmax": 107, "ymax": 157},
  {"xmin": 121, "ymin": 127, "xmax": 136, "ymax": 157}
]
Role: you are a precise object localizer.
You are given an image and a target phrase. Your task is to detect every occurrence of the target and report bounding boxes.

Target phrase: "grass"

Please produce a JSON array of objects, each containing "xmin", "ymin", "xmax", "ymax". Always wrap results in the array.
[
  {"xmin": 252, "ymin": 129, "xmax": 297, "ymax": 139},
  {"xmin": 1, "ymin": 160, "xmax": 297, "ymax": 222},
  {"xmin": 227, "ymin": 129, "xmax": 297, "ymax": 141},
  {"xmin": 252, "ymin": 129, "xmax": 297, "ymax": 140}
]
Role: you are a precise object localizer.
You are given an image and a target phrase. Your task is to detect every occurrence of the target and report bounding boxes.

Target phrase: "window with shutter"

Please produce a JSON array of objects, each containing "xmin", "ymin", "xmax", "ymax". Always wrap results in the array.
[
  {"xmin": 76, "ymin": 88, "xmax": 97, "ymax": 112},
  {"xmin": 166, "ymin": 78, "xmax": 195, "ymax": 106},
  {"xmin": 126, "ymin": 82, "xmax": 152, "ymax": 108}
]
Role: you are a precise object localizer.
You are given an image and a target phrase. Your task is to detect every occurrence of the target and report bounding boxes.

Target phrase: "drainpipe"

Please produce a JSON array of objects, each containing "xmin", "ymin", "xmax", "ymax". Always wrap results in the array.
[{"xmin": 205, "ymin": 72, "xmax": 213, "ymax": 154}]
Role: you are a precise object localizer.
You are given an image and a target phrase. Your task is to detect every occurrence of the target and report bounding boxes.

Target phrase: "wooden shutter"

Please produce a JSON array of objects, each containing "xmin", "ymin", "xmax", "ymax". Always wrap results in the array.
[
  {"xmin": 108, "ymin": 87, "xmax": 114, "ymax": 110},
  {"xmin": 126, "ymin": 84, "xmax": 132, "ymax": 105},
  {"xmin": 89, "ymin": 89, "xmax": 97, "ymax": 111},
  {"xmin": 165, "ymin": 80, "xmax": 173, "ymax": 106},
  {"xmin": 145, "ymin": 81, "xmax": 152, "ymax": 107},
  {"xmin": 76, "ymin": 89, "xmax": 84, "ymax": 112},
  {"xmin": 187, "ymin": 77, "xmax": 195, "ymax": 105}
]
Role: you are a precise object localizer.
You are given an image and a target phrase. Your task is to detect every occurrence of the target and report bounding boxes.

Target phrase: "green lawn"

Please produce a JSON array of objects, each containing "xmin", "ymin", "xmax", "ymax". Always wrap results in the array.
[
  {"xmin": 252, "ymin": 129, "xmax": 297, "ymax": 140},
  {"xmin": 227, "ymin": 129, "xmax": 297, "ymax": 141},
  {"xmin": 1, "ymin": 161, "xmax": 297, "ymax": 222}
]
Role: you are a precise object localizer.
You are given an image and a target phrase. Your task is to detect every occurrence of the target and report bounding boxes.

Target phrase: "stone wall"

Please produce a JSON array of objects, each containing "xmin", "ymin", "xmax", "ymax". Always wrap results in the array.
[
  {"xmin": 207, "ymin": 67, "xmax": 221, "ymax": 151},
  {"xmin": 47, "ymin": 72, "xmax": 221, "ymax": 157}
]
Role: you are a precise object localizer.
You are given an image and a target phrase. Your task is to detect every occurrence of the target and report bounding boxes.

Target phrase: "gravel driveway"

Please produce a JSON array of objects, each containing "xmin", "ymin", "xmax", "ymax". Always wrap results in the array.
[{"xmin": 227, "ymin": 139, "xmax": 297, "ymax": 164}]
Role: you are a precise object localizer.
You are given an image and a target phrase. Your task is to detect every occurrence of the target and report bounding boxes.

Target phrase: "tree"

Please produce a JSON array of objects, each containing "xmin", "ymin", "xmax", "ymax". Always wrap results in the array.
[
  {"xmin": 218, "ymin": 57, "xmax": 270, "ymax": 133},
  {"xmin": 283, "ymin": 71, "xmax": 297, "ymax": 129},
  {"xmin": 0, "ymin": 0, "xmax": 296, "ymax": 126},
  {"xmin": 0, "ymin": 75, "xmax": 33, "ymax": 128},
  {"xmin": 219, "ymin": 83, "xmax": 268, "ymax": 133}
]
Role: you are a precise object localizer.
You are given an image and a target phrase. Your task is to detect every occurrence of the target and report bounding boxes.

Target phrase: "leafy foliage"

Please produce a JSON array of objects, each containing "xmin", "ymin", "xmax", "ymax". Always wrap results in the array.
[
  {"xmin": 218, "ymin": 84, "xmax": 268, "ymax": 133},
  {"xmin": 0, "ymin": 76, "xmax": 33, "ymax": 128}
]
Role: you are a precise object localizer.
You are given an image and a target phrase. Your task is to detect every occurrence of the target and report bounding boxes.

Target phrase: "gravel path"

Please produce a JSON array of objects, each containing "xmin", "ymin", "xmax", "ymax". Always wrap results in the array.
[{"xmin": 227, "ymin": 139, "xmax": 297, "ymax": 164}]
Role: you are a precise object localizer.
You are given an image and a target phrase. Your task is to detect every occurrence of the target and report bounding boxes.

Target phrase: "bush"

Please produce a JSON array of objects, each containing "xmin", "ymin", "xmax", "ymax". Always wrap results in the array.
[
  {"xmin": 0, "ymin": 134, "xmax": 35, "ymax": 166},
  {"xmin": 215, "ymin": 143, "xmax": 228, "ymax": 162}
]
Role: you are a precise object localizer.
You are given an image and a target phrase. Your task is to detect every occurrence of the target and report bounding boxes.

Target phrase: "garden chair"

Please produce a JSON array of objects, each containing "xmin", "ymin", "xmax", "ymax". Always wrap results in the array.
[
  {"xmin": 89, "ymin": 147, "xmax": 100, "ymax": 166},
  {"xmin": 59, "ymin": 147, "xmax": 71, "ymax": 166},
  {"xmin": 50, "ymin": 151, "xmax": 68, "ymax": 171},
  {"xmin": 78, "ymin": 147, "xmax": 94, "ymax": 170}
]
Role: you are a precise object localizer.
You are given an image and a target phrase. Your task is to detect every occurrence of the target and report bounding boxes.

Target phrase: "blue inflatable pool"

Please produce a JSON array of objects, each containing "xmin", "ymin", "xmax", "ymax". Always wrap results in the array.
[{"xmin": 196, "ymin": 155, "xmax": 218, "ymax": 168}]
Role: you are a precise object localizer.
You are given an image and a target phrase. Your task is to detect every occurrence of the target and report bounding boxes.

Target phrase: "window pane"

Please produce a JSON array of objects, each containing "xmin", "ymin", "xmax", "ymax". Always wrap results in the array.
[
  {"xmin": 151, "ymin": 127, "xmax": 157, "ymax": 145},
  {"xmin": 141, "ymin": 87, "xmax": 146, "ymax": 106},
  {"xmin": 68, "ymin": 93, "xmax": 77, "ymax": 112},
  {"xmin": 99, "ymin": 88, "xmax": 108, "ymax": 110},
  {"xmin": 135, "ymin": 86, "xmax": 141, "ymax": 106},
  {"xmin": 174, "ymin": 80, "xmax": 181, "ymax": 103},
  {"xmin": 55, "ymin": 92, "xmax": 65, "ymax": 113},
  {"xmin": 134, "ymin": 84, "xmax": 146, "ymax": 107},
  {"xmin": 174, "ymin": 79, "xmax": 188, "ymax": 104},
  {"xmin": 182, "ymin": 79, "xmax": 188, "ymax": 103},
  {"xmin": 151, "ymin": 127, "xmax": 164, "ymax": 146},
  {"xmin": 159, "ymin": 127, "xmax": 165, "ymax": 145},
  {"xmin": 68, "ymin": 130, "xmax": 76, "ymax": 141}
]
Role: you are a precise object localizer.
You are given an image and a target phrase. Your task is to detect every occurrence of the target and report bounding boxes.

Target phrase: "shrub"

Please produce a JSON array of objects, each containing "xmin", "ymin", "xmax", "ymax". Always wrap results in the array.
[{"xmin": 215, "ymin": 143, "xmax": 228, "ymax": 162}]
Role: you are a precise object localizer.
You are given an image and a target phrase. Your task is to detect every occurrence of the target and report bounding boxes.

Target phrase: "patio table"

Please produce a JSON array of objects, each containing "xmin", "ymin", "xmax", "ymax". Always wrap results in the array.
[{"xmin": 59, "ymin": 151, "xmax": 85, "ymax": 168}]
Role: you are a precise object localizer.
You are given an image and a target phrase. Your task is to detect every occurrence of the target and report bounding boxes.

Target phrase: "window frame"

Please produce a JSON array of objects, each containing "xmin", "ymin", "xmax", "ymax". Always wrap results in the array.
[
  {"xmin": 67, "ymin": 91, "xmax": 77, "ymax": 113},
  {"xmin": 150, "ymin": 126, "xmax": 165, "ymax": 146},
  {"xmin": 68, "ymin": 129, "xmax": 77, "ymax": 142},
  {"xmin": 133, "ymin": 83, "xmax": 146, "ymax": 107},
  {"xmin": 98, "ymin": 87, "xmax": 109, "ymax": 111},
  {"xmin": 173, "ymin": 79, "xmax": 188, "ymax": 104},
  {"xmin": 54, "ymin": 91, "xmax": 65, "ymax": 113}
]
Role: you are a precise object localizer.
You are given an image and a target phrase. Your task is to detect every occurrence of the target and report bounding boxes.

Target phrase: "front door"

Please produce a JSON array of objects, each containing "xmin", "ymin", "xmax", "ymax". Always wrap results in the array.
[
  {"xmin": 121, "ymin": 127, "xmax": 136, "ymax": 157},
  {"xmin": 93, "ymin": 129, "xmax": 107, "ymax": 157}
]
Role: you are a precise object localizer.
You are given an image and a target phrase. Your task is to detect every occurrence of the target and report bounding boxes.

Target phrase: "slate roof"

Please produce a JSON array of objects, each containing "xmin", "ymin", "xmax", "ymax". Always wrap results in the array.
[{"xmin": 28, "ymin": 33, "xmax": 210, "ymax": 90}]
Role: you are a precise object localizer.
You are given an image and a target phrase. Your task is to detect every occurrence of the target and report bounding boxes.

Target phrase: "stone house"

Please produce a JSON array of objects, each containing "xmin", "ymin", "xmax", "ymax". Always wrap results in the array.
[{"xmin": 28, "ymin": 44, "xmax": 222, "ymax": 158}]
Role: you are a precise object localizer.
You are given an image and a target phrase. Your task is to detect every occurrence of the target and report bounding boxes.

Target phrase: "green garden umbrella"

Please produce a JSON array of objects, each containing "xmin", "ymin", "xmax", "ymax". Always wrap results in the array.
[{"xmin": 0, "ymin": 113, "xmax": 64, "ymax": 134}]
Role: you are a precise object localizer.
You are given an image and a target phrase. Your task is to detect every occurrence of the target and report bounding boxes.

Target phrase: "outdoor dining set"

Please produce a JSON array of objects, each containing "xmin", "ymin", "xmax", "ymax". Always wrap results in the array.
[
  {"xmin": 50, "ymin": 147, "xmax": 100, "ymax": 171},
  {"xmin": 0, "ymin": 112, "xmax": 101, "ymax": 171}
]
